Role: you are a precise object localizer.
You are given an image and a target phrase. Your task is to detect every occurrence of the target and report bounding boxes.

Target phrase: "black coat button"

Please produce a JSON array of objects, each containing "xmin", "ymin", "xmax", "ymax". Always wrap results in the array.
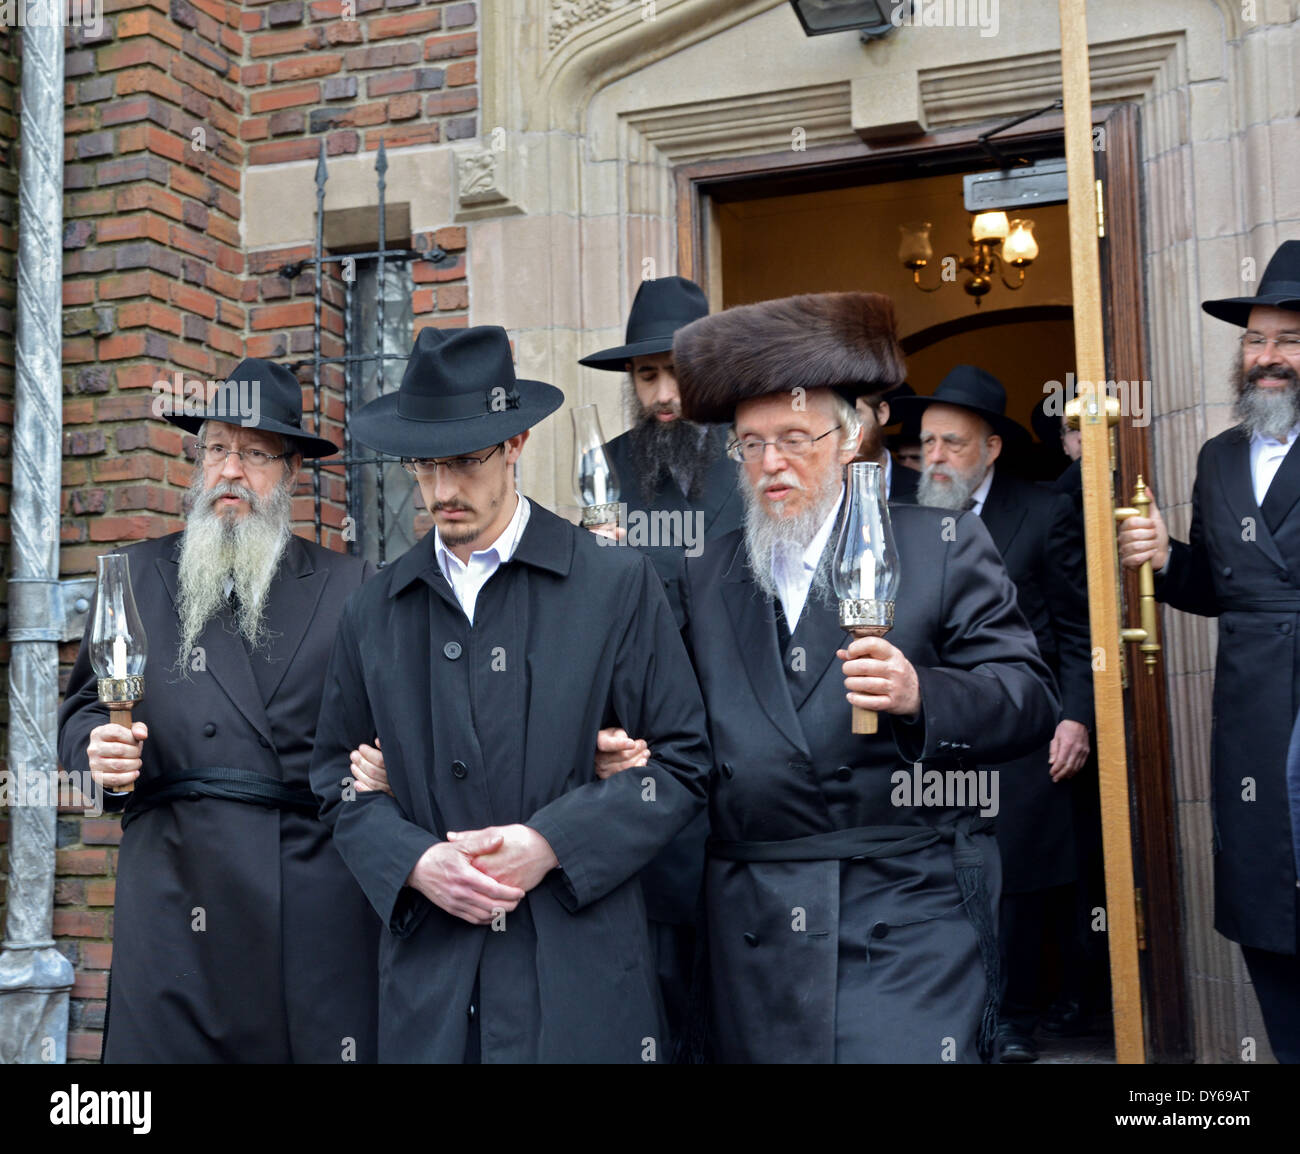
[
  {"xmin": 203, "ymin": 723, "xmax": 216, "ymax": 737},
  {"xmin": 1281, "ymin": 623, "xmax": 1293, "ymax": 636},
  {"xmin": 451, "ymin": 760, "xmax": 468, "ymax": 779},
  {"xmin": 743, "ymin": 932, "xmax": 759, "ymax": 947},
  {"xmin": 871, "ymin": 922, "xmax": 890, "ymax": 939},
  {"xmin": 443, "ymin": 641, "xmax": 462, "ymax": 660},
  {"xmin": 835, "ymin": 766, "xmax": 852, "ymax": 782},
  {"xmin": 467, "ymin": 1003, "xmax": 477, "ymax": 1020},
  {"xmin": 1222, "ymin": 566, "xmax": 1232, "ymax": 578},
  {"xmin": 721, "ymin": 762, "xmax": 734, "ymax": 779}
]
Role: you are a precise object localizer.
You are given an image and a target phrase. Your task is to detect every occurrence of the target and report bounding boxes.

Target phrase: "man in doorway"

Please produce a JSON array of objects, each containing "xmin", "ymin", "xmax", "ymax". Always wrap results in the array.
[
  {"xmin": 896, "ymin": 365, "xmax": 1093, "ymax": 1063},
  {"xmin": 669, "ymin": 292, "xmax": 1058, "ymax": 1062},
  {"xmin": 58, "ymin": 359, "xmax": 380, "ymax": 1062},
  {"xmin": 852, "ymin": 381, "xmax": 919, "ymax": 503},
  {"xmin": 309, "ymin": 324, "xmax": 710, "ymax": 1062},
  {"xmin": 1118, "ymin": 240, "xmax": 1300, "ymax": 1062}
]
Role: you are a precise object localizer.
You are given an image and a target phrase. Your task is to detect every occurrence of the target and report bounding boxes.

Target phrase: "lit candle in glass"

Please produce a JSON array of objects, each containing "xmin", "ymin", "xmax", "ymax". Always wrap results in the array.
[
  {"xmin": 970, "ymin": 211, "xmax": 1010, "ymax": 243},
  {"xmin": 833, "ymin": 462, "xmax": 901, "ymax": 735},
  {"xmin": 571, "ymin": 404, "xmax": 623, "ymax": 529},
  {"xmin": 90, "ymin": 553, "xmax": 148, "ymax": 793},
  {"xmin": 1003, "ymin": 218, "xmax": 1039, "ymax": 266}
]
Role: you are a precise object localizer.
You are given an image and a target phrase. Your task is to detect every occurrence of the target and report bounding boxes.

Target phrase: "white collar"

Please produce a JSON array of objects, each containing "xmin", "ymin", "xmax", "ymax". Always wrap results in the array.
[
  {"xmin": 970, "ymin": 465, "xmax": 996, "ymax": 511},
  {"xmin": 773, "ymin": 487, "xmax": 845, "ymax": 576},
  {"xmin": 435, "ymin": 491, "xmax": 529, "ymax": 573},
  {"xmin": 1250, "ymin": 424, "xmax": 1300, "ymax": 449}
]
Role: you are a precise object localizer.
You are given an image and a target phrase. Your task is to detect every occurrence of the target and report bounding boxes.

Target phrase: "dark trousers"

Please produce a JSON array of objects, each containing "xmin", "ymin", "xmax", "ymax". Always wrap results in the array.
[
  {"xmin": 1241, "ymin": 942, "xmax": 1300, "ymax": 1063},
  {"xmin": 1000, "ymin": 883, "xmax": 1076, "ymax": 1031}
]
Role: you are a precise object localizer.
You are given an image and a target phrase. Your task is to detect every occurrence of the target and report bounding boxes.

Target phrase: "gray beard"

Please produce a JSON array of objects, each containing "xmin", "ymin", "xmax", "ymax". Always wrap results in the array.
[
  {"xmin": 175, "ymin": 471, "xmax": 293, "ymax": 672},
  {"xmin": 1234, "ymin": 360, "xmax": 1300, "ymax": 440},
  {"xmin": 622, "ymin": 378, "xmax": 710, "ymax": 500},
  {"xmin": 917, "ymin": 456, "xmax": 989, "ymax": 511},
  {"xmin": 740, "ymin": 463, "xmax": 843, "ymax": 610}
]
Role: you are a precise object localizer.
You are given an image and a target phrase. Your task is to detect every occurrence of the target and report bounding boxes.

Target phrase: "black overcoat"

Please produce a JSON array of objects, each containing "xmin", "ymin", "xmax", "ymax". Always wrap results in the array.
[
  {"xmin": 1157, "ymin": 426, "xmax": 1300, "ymax": 954},
  {"xmin": 57, "ymin": 532, "xmax": 381, "ymax": 1062},
  {"xmin": 308, "ymin": 502, "xmax": 711, "ymax": 1063},
  {"xmin": 978, "ymin": 468, "xmax": 1093, "ymax": 893},
  {"xmin": 681, "ymin": 504, "xmax": 1058, "ymax": 1062}
]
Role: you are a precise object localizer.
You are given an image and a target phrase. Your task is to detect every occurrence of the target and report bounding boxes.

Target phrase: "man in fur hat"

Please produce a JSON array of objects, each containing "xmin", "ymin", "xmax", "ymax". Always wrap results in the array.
[
  {"xmin": 59, "ymin": 358, "xmax": 380, "ymax": 1062},
  {"xmin": 1118, "ymin": 240, "xmax": 1300, "ymax": 1062},
  {"xmin": 666, "ymin": 292, "xmax": 1058, "ymax": 1062},
  {"xmin": 309, "ymin": 325, "xmax": 710, "ymax": 1062}
]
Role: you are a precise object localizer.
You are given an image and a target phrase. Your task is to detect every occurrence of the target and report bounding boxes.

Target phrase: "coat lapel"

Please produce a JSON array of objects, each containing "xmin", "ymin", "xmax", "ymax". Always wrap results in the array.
[
  {"xmin": 1260, "ymin": 437, "xmax": 1300, "ymax": 537},
  {"xmin": 257, "ymin": 536, "xmax": 329, "ymax": 704},
  {"xmin": 1219, "ymin": 430, "xmax": 1289, "ymax": 572},
  {"xmin": 978, "ymin": 469, "xmax": 1026, "ymax": 556},
  {"xmin": 784, "ymin": 591, "xmax": 848, "ymax": 714},
  {"xmin": 719, "ymin": 539, "xmax": 808, "ymax": 753},
  {"xmin": 156, "ymin": 547, "xmax": 275, "ymax": 747}
]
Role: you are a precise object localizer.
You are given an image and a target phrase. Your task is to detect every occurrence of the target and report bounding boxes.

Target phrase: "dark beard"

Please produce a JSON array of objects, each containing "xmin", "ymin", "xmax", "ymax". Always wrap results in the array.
[
  {"xmin": 1234, "ymin": 359, "xmax": 1300, "ymax": 440},
  {"xmin": 626, "ymin": 414, "xmax": 709, "ymax": 501}
]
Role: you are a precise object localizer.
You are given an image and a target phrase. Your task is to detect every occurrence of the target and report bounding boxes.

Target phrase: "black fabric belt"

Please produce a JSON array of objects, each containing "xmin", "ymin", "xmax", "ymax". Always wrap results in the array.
[
  {"xmin": 707, "ymin": 814, "xmax": 1001, "ymax": 1061},
  {"xmin": 121, "ymin": 766, "xmax": 318, "ymax": 830}
]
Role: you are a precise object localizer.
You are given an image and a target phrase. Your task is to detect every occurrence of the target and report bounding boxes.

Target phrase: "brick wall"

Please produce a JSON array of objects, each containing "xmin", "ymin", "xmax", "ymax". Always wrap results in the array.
[{"xmin": 0, "ymin": 1, "xmax": 478, "ymax": 1060}]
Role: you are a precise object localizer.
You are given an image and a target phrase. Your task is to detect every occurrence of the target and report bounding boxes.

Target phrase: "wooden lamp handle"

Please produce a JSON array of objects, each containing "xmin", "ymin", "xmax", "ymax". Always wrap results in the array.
[{"xmin": 109, "ymin": 704, "xmax": 136, "ymax": 794}]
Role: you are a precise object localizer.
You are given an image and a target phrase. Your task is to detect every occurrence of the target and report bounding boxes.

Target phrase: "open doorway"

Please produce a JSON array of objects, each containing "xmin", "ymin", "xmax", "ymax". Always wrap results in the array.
[{"xmin": 675, "ymin": 105, "xmax": 1188, "ymax": 1062}]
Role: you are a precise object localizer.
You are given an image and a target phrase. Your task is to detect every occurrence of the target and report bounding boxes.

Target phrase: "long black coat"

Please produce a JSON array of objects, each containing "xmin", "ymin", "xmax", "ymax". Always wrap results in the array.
[
  {"xmin": 979, "ymin": 467, "xmax": 1093, "ymax": 892},
  {"xmin": 57, "ymin": 533, "xmax": 381, "ymax": 1063},
  {"xmin": 308, "ymin": 502, "xmax": 711, "ymax": 1063},
  {"xmin": 681, "ymin": 504, "xmax": 1058, "ymax": 1062},
  {"xmin": 1157, "ymin": 426, "xmax": 1300, "ymax": 954}
]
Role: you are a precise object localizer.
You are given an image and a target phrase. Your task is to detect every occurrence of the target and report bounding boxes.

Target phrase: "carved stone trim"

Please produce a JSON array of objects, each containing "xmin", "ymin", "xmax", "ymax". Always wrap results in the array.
[{"xmin": 453, "ymin": 144, "xmax": 525, "ymax": 221}]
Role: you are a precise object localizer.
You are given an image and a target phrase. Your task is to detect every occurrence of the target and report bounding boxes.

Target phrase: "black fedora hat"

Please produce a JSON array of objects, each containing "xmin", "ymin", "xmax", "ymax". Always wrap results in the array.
[
  {"xmin": 351, "ymin": 325, "xmax": 563, "ymax": 459},
  {"xmin": 163, "ymin": 357, "xmax": 339, "ymax": 457},
  {"xmin": 1203, "ymin": 240, "xmax": 1300, "ymax": 327},
  {"xmin": 579, "ymin": 276, "xmax": 708, "ymax": 371},
  {"xmin": 890, "ymin": 364, "xmax": 1030, "ymax": 445}
]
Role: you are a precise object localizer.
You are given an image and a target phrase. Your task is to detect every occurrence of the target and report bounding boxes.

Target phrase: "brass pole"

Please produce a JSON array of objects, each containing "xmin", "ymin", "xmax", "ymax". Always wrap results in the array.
[{"xmin": 1058, "ymin": 0, "xmax": 1146, "ymax": 1063}]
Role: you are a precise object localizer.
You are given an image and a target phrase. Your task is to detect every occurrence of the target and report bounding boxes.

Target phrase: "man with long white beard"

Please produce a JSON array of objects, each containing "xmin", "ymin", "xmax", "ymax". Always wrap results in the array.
[
  {"xmin": 1118, "ymin": 240, "xmax": 1300, "ymax": 1063},
  {"xmin": 58, "ymin": 358, "xmax": 380, "ymax": 1062},
  {"xmin": 899, "ymin": 366, "xmax": 1092, "ymax": 1063},
  {"xmin": 666, "ymin": 293, "xmax": 1058, "ymax": 1062}
]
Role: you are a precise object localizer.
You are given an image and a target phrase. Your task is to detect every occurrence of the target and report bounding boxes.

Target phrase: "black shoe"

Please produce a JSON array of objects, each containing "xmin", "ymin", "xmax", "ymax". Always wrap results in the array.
[{"xmin": 996, "ymin": 1024, "xmax": 1039, "ymax": 1064}]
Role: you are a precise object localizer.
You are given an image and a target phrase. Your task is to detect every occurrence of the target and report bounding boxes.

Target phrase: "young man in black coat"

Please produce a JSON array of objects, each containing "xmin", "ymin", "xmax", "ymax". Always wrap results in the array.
[
  {"xmin": 899, "ymin": 365, "xmax": 1093, "ymax": 1063},
  {"xmin": 665, "ymin": 293, "xmax": 1059, "ymax": 1063},
  {"xmin": 58, "ymin": 360, "xmax": 380, "ymax": 1062},
  {"xmin": 1118, "ymin": 241, "xmax": 1300, "ymax": 1063},
  {"xmin": 309, "ymin": 325, "xmax": 711, "ymax": 1063}
]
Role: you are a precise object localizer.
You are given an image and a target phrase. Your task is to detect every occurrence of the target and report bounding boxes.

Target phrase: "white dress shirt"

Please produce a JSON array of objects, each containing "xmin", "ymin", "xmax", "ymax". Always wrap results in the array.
[
  {"xmin": 1250, "ymin": 425, "xmax": 1300, "ymax": 507},
  {"xmin": 434, "ymin": 492, "xmax": 530, "ymax": 625},
  {"xmin": 771, "ymin": 489, "xmax": 844, "ymax": 633},
  {"xmin": 967, "ymin": 465, "xmax": 996, "ymax": 516}
]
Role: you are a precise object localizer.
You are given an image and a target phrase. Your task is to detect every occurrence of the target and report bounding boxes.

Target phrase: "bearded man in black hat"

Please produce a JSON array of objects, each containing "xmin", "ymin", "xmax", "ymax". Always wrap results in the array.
[
  {"xmin": 895, "ymin": 365, "xmax": 1093, "ymax": 1063},
  {"xmin": 1118, "ymin": 240, "xmax": 1300, "ymax": 1062},
  {"xmin": 579, "ymin": 276, "xmax": 743, "ymax": 621},
  {"xmin": 58, "ymin": 359, "xmax": 380, "ymax": 1062},
  {"xmin": 308, "ymin": 325, "xmax": 710, "ymax": 1063},
  {"xmin": 665, "ymin": 293, "xmax": 1058, "ymax": 1063}
]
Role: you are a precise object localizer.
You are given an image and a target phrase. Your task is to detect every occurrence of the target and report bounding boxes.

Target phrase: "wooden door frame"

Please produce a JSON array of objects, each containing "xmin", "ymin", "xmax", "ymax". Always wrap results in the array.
[{"xmin": 675, "ymin": 101, "xmax": 1189, "ymax": 1062}]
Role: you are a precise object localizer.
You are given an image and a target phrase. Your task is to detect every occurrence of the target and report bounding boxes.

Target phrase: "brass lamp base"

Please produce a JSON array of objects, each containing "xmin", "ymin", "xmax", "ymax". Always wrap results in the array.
[
  {"xmin": 580, "ymin": 502, "xmax": 623, "ymax": 528},
  {"xmin": 97, "ymin": 676, "xmax": 144, "ymax": 794}
]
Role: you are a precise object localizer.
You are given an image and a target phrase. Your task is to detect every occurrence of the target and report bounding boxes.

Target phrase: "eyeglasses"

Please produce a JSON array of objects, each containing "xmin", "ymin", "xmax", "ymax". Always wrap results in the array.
[
  {"xmin": 197, "ymin": 442, "xmax": 288, "ymax": 469},
  {"xmin": 401, "ymin": 443, "xmax": 504, "ymax": 476},
  {"xmin": 1241, "ymin": 333, "xmax": 1300, "ymax": 355},
  {"xmin": 727, "ymin": 425, "xmax": 841, "ymax": 464}
]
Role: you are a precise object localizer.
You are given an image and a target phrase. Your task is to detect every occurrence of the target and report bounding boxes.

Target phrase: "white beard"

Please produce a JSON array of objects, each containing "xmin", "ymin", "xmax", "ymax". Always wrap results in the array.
[
  {"xmin": 175, "ymin": 471, "xmax": 293, "ymax": 672},
  {"xmin": 740, "ymin": 462, "xmax": 843, "ymax": 607},
  {"xmin": 917, "ymin": 448, "xmax": 991, "ymax": 511},
  {"xmin": 1234, "ymin": 361, "xmax": 1300, "ymax": 440}
]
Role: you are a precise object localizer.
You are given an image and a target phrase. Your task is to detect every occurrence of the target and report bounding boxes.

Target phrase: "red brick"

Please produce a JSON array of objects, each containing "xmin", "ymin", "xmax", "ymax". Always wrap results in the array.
[
  {"xmin": 433, "ymin": 226, "xmax": 467, "ymax": 251},
  {"xmin": 89, "ymin": 515, "xmax": 171, "ymax": 542},
  {"xmin": 64, "ymin": 398, "xmax": 97, "ymax": 424},
  {"xmin": 425, "ymin": 32, "xmax": 476, "ymax": 60},
  {"xmin": 270, "ymin": 53, "xmax": 341, "ymax": 83},
  {"xmin": 117, "ymin": 300, "xmax": 184, "ymax": 335},
  {"xmin": 388, "ymin": 92, "xmax": 420, "ymax": 121},
  {"xmin": 96, "ymin": 213, "xmax": 170, "ymax": 245},
  {"xmin": 171, "ymin": 282, "xmax": 218, "ymax": 319},
  {"xmin": 246, "ymin": 139, "xmax": 319, "ymax": 165},
  {"xmin": 424, "ymin": 90, "xmax": 476, "ymax": 116},
  {"xmin": 415, "ymin": 314, "xmax": 468, "ymax": 334},
  {"xmin": 369, "ymin": 9, "xmax": 441, "ymax": 39},
  {"xmin": 250, "ymin": 300, "xmax": 314, "ymax": 330},
  {"xmin": 116, "ymin": 66, "xmax": 186, "ymax": 104},
  {"xmin": 250, "ymin": 26, "xmax": 323, "ymax": 58},
  {"xmin": 81, "ymin": 941, "xmax": 114, "ymax": 970},
  {"xmin": 92, "ymin": 454, "xmax": 167, "ymax": 482},
  {"xmin": 98, "ymin": 333, "xmax": 149, "ymax": 360},
  {"xmin": 324, "ymin": 21, "xmax": 362, "ymax": 45},
  {"xmin": 446, "ymin": 60, "xmax": 475, "ymax": 87},
  {"xmin": 68, "ymin": 1032, "xmax": 103, "ymax": 1062},
  {"xmin": 345, "ymin": 43, "xmax": 419, "ymax": 70},
  {"xmin": 249, "ymin": 82, "xmax": 320, "ymax": 113},
  {"xmin": 72, "ymin": 972, "xmax": 110, "ymax": 999},
  {"xmin": 97, "ymin": 38, "xmax": 173, "ymax": 73},
  {"xmin": 245, "ymin": 333, "xmax": 288, "ymax": 358},
  {"xmin": 365, "ymin": 124, "xmax": 439, "ymax": 149},
  {"xmin": 114, "ymin": 424, "xmax": 184, "ymax": 455},
  {"xmin": 240, "ymin": 117, "xmax": 270, "ymax": 142},
  {"xmin": 437, "ymin": 284, "xmax": 468, "ymax": 310},
  {"xmin": 63, "ymin": 282, "xmax": 96, "ymax": 306},
  {"xmin": 117, "ymin": 9, "xmax": 184, "ymax": 48}
]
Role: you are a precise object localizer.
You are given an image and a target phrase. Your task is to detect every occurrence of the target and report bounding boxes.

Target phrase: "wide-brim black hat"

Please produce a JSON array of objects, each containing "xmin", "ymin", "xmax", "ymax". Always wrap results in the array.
[
  {"xmin": 579, "ymin": 276, "xmax": 709, "ymax": 371},
  {"xmin": 674, "ymin": 292, "xmax": 907, "ymax": 424},
  {"xmin": 351, "ymin": 325, "xmax": 563, "ymax": 458},
  {"xmin": 163, "ymin": 357, "xmax": 339, "ymax": 457},
  {"xmin": 890, "ymin": 364, "xmax": 1029, "ymax": 445},
  {"xmin": 1203, "ymin": 240, "xmax": 1300, "ymax": 327}
]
